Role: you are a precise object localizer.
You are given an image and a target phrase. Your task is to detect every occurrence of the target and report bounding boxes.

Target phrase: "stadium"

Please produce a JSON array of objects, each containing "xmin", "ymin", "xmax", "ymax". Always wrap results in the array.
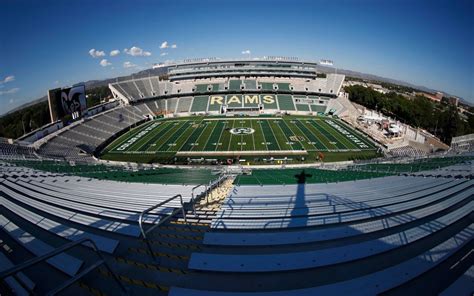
[{"xmin": 0, "ymin": 58, "xmax": 473, "ymax": 296}]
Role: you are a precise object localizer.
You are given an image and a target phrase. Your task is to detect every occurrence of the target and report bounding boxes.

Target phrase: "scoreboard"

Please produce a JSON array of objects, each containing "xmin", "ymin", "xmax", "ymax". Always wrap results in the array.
[{"xmin": 48, "ymin": 85, "xmax": 86, "ymax": 122}]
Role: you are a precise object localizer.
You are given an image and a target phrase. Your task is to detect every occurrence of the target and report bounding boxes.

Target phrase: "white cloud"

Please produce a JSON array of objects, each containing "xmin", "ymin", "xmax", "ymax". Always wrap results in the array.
[
  {"xmin": 89, "ymin": 49, "xmax": 106, "ymax": 58},
  {"xmin": 160, "ymin": 41, "xmax": 169, "ymax": 49},
  {"xmin": 1, "ymin": 75, "xmax": 15, "ymax": 84},
  {"xmin": 0, "ymin": 88, "xmax": 20, "ymax": 95},
  {"xmin": 160, "ymin": 52, "xmax": 168, "ymax": 56},
  {"xmin": 171, "ymin": 44, "xmax": 177, "ymax": 49},
  {"xmin": 241, "ymin": 50, "xmax": 251, "ymax": 55},
  {"xmin": 110, "ymin": 49, "xmax": 120, "ymax": 56},
  {"xmin": 100, "ymin": 59, "xmax": 112, "ymax": 67},
  {"xmin": 124, "ymin": 46, "xmax": 152, "ymax": 56},
  {"xmin": 123, "ymin": 61, "xmax": 137, "ymax": 68}
]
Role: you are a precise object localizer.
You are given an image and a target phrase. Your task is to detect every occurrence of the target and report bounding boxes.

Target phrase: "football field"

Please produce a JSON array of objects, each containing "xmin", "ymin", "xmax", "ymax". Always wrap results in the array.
[{"xmin": 102, "ymin": 116, "xmax": 378, "ymax": 163}]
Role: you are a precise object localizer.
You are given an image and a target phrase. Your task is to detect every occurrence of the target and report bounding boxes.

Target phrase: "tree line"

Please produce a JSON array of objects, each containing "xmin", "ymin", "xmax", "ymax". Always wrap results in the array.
[
  {"xmin": 0, "ymin": 86, "xmax": 112, "ymax": 139},
  {"xmin": 344, "ymin": 85, "xmax": 474, "ymax": 145}
]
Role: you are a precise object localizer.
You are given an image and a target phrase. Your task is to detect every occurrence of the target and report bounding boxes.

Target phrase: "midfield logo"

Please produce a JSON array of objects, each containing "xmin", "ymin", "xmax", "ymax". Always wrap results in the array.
[{"xmin": 229, "ymin": 127, "xmax": 255, "ymax": 135}]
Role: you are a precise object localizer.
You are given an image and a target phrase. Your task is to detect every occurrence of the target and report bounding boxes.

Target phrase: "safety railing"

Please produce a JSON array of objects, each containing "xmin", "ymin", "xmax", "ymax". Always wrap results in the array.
[
  {"xmin": 203, "ymin": 174, "xmax": 229, "ymax": 205},
  {"xmin": 0, "ymin": 238, "xmax": 127, "ymax": 296},
  {"xmin": 138, "ymin": 194, "xmax": 187, "ymax": 260},
  {"xmin": 191, "ymin": 184, "xmax": 208, "ymax": 214},
  {"xmin": 191, "ymin": 174, "xmax": 228, "ymax": 207}
]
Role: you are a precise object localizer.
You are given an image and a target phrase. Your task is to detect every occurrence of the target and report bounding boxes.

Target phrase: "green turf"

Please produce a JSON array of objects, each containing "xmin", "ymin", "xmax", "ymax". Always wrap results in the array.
[{"xmin": 101, "ymin": 115, "xmax": 379, "ymax": 164}]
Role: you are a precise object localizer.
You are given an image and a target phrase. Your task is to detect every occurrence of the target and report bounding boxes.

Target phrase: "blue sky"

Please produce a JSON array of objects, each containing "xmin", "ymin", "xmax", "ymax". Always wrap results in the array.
[{"xmin": 1, "ymin": 0, "xmax": 473, "ymax": 114}]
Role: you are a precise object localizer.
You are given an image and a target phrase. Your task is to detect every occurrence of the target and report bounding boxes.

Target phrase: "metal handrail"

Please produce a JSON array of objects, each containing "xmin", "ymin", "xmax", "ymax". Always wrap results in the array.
[
  {"xmin": 138, "ymin": 194, "xmax": 187, "ymax": 260},
  {"xmin": 138, "ymin": 194, "xmax": 187, "ymax": 239},
  {"xmin": 191, "ymin": 184, "xmax": 208, "ymax": 215},
  {"xmin": 0, "ymin": 238, "xmax": 127, "ymax": 295},
  {"xmin": 202, "ymin": 174, "xmax": 228, "ymax": 205}
]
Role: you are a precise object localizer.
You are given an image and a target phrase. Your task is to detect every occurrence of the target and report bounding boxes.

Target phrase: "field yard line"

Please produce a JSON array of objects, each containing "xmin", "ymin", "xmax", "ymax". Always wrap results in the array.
[
  {"xmin": 167, "ymin": 120, "xmax": 200, "ymax": 151},
  {"xmin": 314, "ymin": 119, "xmax": 353, "ymax": 150},
  {"xmin": 226, "ymin": 120, "xmax": 236, "ymax": 151},
  {"xmin": 130, "ymin": 121, "xmax": 171, "ymax": 152},
  {"xmin": 266, "ymin": 119, "xmax": 282, "ymax": 150},
  {"xmin": 107, "ymin": 122, "xmax": 144, "ymax": 151},
  {"xmin": 214, "ymin": 120, "xmax": 227, "ymax": 152},
  {"xmin": 173, "ymin": 120, "xmax": 201, "ymax": 152},
  {"xmin": 190, "ymin": 121, "xmax": 211, "ymax": 152},
  {"xmin": 153, "ymin": 120, "xmax": 190, "ymax": 152},
  {"xmin": 274, "ymin": 120, "xmax": 295, "ymax": 151},
  {"xmin": 201, "ymin": 121, "xmax": 218, "ymax": 151},
  {"xmin": 295, "ymin": 119, "xmax": 328, "ymax": 151},
  {"xmin": 278, "ymin": 120, "xmax": 304, "ymax": 151},
  {"xmin": 108, "ymin": 120, "xmax": 155, "ymax": 151},
  {"xmin": 285, "ymin": 119, "xmax": 318, "ymax": 151},
  {"xmin": 250, "ymin": 120, "xmax": 256, "ymax": 151},
  {"xmin": 139, "ymin": 121, "xmax": 180, "ymax": 151},
  {"xmin": 240, "ymin": 120, "xmax": 245, "ymax": 151},
  {"xmin": 301, "ymin": 120, "xmax": 332, "ymax": 151},
  {"xmin": 257, "ymin": 120, "xmax": 270, "ymax": 151}
]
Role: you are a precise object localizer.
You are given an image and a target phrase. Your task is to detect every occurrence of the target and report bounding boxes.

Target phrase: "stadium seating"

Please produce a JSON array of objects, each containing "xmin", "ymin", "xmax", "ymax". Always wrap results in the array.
[
  {"xmin": 389, "ymin": 145, "xmax": 427, "ymax": 158},
  {"xmin": 2, "ymin": 59, "xmax": 472, "ymax": 295},
  {"xmin": 190, "ymin": 96, "xmax": 208, "ymax": 113},
  {"xmin": 170, "ymin": 224, "xmax": 472, "ymax": 295},
  {"xmin": 277, "ymin": 95, "xmax": 296, "ymax": 111},
  {"xmin": 0, "ymin": 140, "xmax": 37, "ymax": 160},
  {"xmin": 450, "ymin": 134, "xmax": 474, "ymax": 153},
  {"xmin": 1, "ymin": 160, "xmax": 472, "ymax": 294},
  {"xmin": 164, "ymin": 97, "xmax": 177, "ymax": 113},
  {"xmin": 229, "ymin": 80, "xmax": 242, "ymax": 91},
  {"xmin": 176, "ymin": 97, "xmax": 193, "ymax": 113},
  {"xmin": 134, "ymin": 79, "xmax": 152, "ymax": 98},
  {"xmin": 37, "ymin": 105, "xmax": 147, "ymax": 162},
  {"xmin": 0, "ymin": 251, "xmax": 36, "ymax": 295},
  {"xmin": 150, "ymin": 77, "xmax": 160, "ymax": 94},
  {"xmin": 0, "ymin": 215, "xmax": 83, "ymax": 276},
  {"xmin": 210, "ymin": 177, "xmax": 472, "ymax": 229},
  {"xmin": 244, "ymin": 79, "xmax": 257, "ymax": 90}
]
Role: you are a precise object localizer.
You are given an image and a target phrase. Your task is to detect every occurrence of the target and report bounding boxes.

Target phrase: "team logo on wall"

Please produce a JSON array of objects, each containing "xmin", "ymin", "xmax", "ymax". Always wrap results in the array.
[
  {"xmin": 61, "ymin": 85, "xmax": 86, "ymax": 115},
  {"xmin": 230, "ymin": 127, "xmax": 255, "ymax": 135}
]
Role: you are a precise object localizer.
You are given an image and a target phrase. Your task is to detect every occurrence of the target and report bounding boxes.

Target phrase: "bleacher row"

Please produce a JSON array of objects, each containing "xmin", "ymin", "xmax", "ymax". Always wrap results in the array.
[
  {"xmin": 450, "ymin": 134, "xmax": 474, "ymax": 153},
  {"xmin": 409, "ymin": 161, "xmax": 473, "ymax": 179},
  {"xmin": 0, "ymin": 162, "xmax": 207, "ymax": 294},
  {"xmin": 0, "ymin": 160, "xmax": 472, "ymax": 294},
  {"xmin": 170, "ymin": 162, "xmax": 474, "ymax": 295},
  {"xmin": 136, "ymin": 94, "xmax": 332, "ymax": 115},
  {"xmin": 109, "ymin": 75, "xmax": 345, "ymax": 103},
  {"xmin": 36, "ymin": 105, "xmax": 149, "ymax": 162},
  {"xmin": 388, "ymin": 145, "xmax": 427, "ymax": 158},
  {"xmin": 0, "ymin": 141, "xmax": 37, "ymax": 161},
  {"xmin": 352, "ymin": 159, "xmax": 473, "ymax": 177}
]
